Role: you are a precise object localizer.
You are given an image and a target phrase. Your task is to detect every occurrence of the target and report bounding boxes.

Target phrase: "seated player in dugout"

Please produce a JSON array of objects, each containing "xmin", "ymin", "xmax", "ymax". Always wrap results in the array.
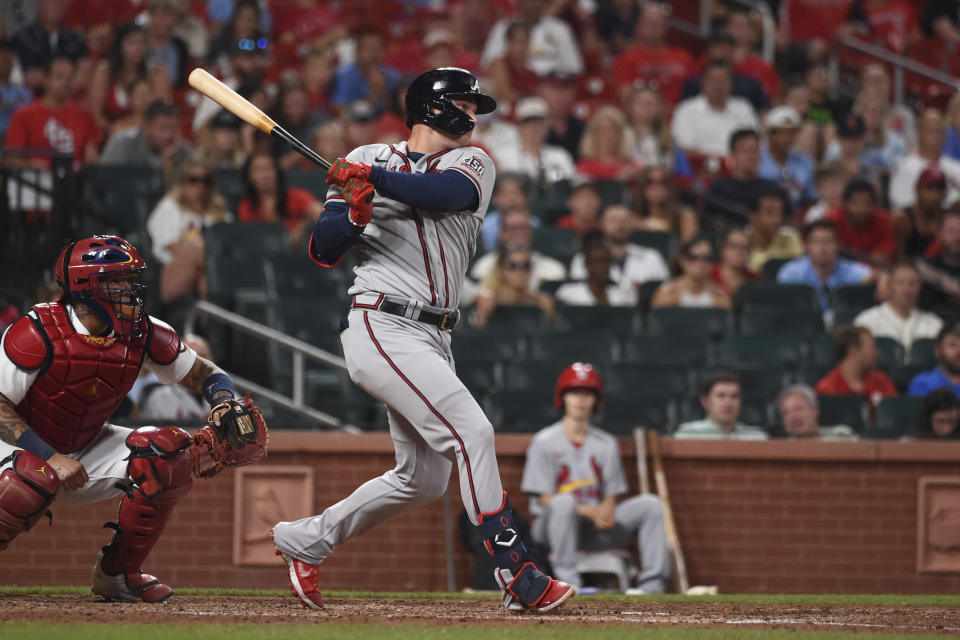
[
  {"xmin": 521, "ymin": 363, "xmax": 671, "ymax": 593},
  {"xmin": 0, "ymin": 236, "xmax": 268, "ymax": 603}
]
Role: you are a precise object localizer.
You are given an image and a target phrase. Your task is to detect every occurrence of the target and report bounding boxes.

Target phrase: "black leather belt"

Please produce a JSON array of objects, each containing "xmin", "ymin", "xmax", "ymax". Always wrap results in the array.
[{"xmin": 354, "ymin": 297, "xmax": 459, "ymax": 331}]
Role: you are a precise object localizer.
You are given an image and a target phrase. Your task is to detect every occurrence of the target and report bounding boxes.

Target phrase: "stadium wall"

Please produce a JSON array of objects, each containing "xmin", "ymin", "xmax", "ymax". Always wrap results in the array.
[{"xmin": 3, "ymin": 432, "xmax": 959, "ymax": 594}]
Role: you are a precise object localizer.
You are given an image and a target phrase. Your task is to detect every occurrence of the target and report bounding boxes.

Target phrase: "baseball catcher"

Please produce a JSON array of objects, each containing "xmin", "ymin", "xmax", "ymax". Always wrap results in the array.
[{"xmin": 0, "ymin": 235, "xmax": 267, "ymax": 603}]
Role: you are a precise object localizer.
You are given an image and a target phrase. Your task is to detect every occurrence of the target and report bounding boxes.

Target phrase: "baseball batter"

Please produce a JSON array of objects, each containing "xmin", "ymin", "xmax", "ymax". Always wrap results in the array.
[
  {"xmin": 522, "ymin": 363, "xmax": 671, "ymax": 593},
  {"xmin": 0, "ymin": 236, "xmax": 268, "ymax": 602},
  {"xmin": 271, "ymin": 67, "xmax": 574, "ymax": 612}
]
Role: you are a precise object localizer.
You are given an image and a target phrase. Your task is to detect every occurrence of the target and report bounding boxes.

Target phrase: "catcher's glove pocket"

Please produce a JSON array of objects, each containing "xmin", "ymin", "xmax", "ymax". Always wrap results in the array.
[{"xmin": 193, "ymin": 393, "xmax": 269, "ymax": 478}]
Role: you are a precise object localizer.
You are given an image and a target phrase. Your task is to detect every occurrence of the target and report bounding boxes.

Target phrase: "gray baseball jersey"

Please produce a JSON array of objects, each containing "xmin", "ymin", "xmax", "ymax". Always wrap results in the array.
[
  {"xmin": 328, "ymin": 141, "xmax": 495, "ymax": 308},
  {"xmin": 272, "ymin": 140, "xmax": 506, "ymax": 566}
]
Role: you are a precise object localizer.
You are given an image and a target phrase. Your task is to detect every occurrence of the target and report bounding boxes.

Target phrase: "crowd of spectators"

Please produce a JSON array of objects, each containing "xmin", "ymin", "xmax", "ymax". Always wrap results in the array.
[{"xmin": 3, "ymin": 0, "xmax": 960, "ymax": 438}]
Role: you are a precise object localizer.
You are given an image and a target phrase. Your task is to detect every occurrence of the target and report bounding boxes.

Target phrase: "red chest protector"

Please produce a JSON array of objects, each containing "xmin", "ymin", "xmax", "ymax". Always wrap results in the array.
[{"xmin": 5, "ymin": 303, "xmax": 183, "ymax": 453}]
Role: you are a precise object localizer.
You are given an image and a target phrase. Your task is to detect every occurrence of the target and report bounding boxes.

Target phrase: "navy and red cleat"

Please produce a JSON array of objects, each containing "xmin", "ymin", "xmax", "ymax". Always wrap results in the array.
[
  {"xmin": 494, "ymin": 563, "xmax": 576, "ymax": 613},
  {"xmin": 272, "ymin": 533, "xmax": 323, "ymax": 610}
]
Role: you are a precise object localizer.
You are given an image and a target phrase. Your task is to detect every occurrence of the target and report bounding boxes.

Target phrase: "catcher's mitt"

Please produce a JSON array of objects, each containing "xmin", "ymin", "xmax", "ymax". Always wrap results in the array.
[{"xmin": 192, "ymin": 393, "xmax": 268, "ymax": 478}]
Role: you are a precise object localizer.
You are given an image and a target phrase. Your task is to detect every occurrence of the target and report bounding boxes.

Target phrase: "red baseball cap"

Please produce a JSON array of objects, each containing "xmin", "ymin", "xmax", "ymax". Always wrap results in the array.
[{"xmin": 918, "ymin": 166, "xmax": 947, "ymax": 188}]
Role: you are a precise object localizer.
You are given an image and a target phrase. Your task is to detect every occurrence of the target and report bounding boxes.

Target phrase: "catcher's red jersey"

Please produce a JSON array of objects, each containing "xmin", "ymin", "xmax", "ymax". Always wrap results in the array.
[{"xmin": 4, "ymin": 303, "xmax": 182, "ymax": 453}]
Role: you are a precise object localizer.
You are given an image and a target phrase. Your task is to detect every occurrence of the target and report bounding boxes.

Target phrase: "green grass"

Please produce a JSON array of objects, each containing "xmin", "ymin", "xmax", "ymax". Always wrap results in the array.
[
  {"xmin": 2, "ymin": 585, "xmax": 959, "ymax": 607},
  {"xmin": 0, "ymin": 623, "xmax": 950, "ymax": 640}
]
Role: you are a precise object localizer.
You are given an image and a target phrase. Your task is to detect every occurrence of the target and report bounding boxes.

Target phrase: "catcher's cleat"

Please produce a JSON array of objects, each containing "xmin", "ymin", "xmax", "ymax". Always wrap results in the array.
[
  {"xmin": 494, "ymin": 563, "xmax": 576, "ymax": 613},
  {"xmin": 275, "ymin": 547, "xmax": 324, "ymax": 610},
  {"xmin": 91, "ymin": 550, "xmax": 173, "ymax": 603}
]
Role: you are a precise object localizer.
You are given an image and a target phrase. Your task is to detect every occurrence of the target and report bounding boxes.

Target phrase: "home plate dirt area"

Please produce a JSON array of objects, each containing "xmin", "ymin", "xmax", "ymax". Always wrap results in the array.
[{"xmin": 0, "ymin": 594, "xmax": 958, "ymax": 634}]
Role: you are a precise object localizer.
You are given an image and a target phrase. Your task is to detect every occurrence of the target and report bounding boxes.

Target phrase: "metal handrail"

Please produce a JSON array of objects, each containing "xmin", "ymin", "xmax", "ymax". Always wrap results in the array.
[{"xmin": 184, "ymin": 299, "xmax": 359, "ymax": 431}]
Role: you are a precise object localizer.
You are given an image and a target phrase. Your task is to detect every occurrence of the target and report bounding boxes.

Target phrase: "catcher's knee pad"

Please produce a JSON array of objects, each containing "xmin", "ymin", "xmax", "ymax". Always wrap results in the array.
[
  {"xmin": 0, "ymin": 450, "xmax": 60, "ymax": 551},
  {"xmin": 125, "ymin": 426, "xmax": 193, "ymax": 504},
  {"xmin": 477, "ymin": 492, "xmax": 532, "ymax": 570}
]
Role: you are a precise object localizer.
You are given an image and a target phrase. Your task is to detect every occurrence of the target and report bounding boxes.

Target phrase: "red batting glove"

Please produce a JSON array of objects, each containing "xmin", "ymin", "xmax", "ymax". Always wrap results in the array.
[
  {"xmin": 343, "ymin": 178, "xmax": 374, "ymax": 226},
  {"xmin": 326, "ymin": 157, "xmax": 371, "ymax": 187}
]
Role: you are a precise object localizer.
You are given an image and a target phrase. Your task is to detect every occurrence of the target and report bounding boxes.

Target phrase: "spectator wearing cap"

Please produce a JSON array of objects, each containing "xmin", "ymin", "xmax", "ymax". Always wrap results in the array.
[
  {"xmin": 823, "ymin": 112, "xmax": 877, "ymax": 188},
  {"xmin": 494, "ymin": 96, "xmax": 578, "ymax": 187},
  {"xmin": 909, "ymin": 389, "xmax": 960, "ymax": 440},
  {"xmin": 651, "ymin": 234, "xmax": 732, "ymax": 310},
  {"xmin": 916, "ymin": 207, "xmax": 960, "ymax": 309},
  {"xmin": 576, "ymin": 106, "xmax": 643, "ymax": 182},
  {"xmin": 704, "ymin": 128, "xmax": 781, "ymax": 227},
  {"xmin": 894, "ymin": 166, "xmax": 948, "ymax": 258},
  {"xmin": 815, "ymin": 326, "xmax": 897, "ymax": 413},
  {"xmin": 555, "ymin": 180, "xmax": 602, "ymax": 238},
  {"xmin": 612, "ymin": 3, "xmax": 693, "ymax": 105},
  {"xmin": 272, "ymin": 79, "xmax": 323, "ymax": 169},
  {"xmin": 854, "ymin": 262, "xmax": 942, "ymax": 356},
  {"xmin": 480, "ymin": 0, "xmax": 583, "ymax": 77},
  {"xmin": 89, "ymin": 23, "xmax": 170, "ymax": 132},
  {"xmin": 825, "ymin": 179, "xmax": 896, "ymax": 265},
  {"xmin": 331, "ymin": 28, "xmax": 400, "ymax": 114},
  {"xmin": 12, "ymin": 0, "xmax": 87, "ymax": 95},
  {"xmin": 540, "ymin": 70, "xmax": 586, "ymax": 161},
  {"xmin": 0, "ymin": 39, "xmax": 33, "ymax": 142},
  {"xmin": 671, "ymin": 62, "xmax": 759, "ymax": 159},
  {"xmin": 471, "ymin": 207, "xmax": 566, "ymax": 293},
  {"xmin": 777, "ymin": 220, "xmax": 873, "ymax": 316},
  {"xmin": 144, "ymin": 0, "xmax": 189, "ymax": 88},
  {"xmin": 486, "ymin": 21, "xmax": 541, "ymax": 108},
  {"xmin": 890, "ymin": 109, "xmax": 960, "ymax": 212},
  {"xmin": 745, "ymin": 187, "xmax": 802, "ymax": 273},
  {"xmin": 199, "ymin": 110, "xmax": 247, "ymax": 169},
  {"xmin": 908, "ymin": 323, "xmax": 960, "ymax": 399},
  {"xmin": 777, "ymin": 384, "xmax": 858, "ymax": 441},
  {"xmin": 632, "ymin": 165, "xmax": 699, "ymax": 243},
  {"xmin": 681, "ymin": 31, "xmax": 769, "ymax": 113},
  {"xmin": 569, "ymin": 204, "xmax": 669, "ymax": 298},
  {"xmin": 711, "ymin": 228, "xmax": 759, "ymax": 296},
  {"xmin": 674, "ymin": 371, "xmax": 768, "ymax": 440},
  {"xmin": 100, "ymin": 99, "xmax": 192, "ymax": 183},
  {"xmin": 556, "ymin": 233, "xmax": 637, "ymax": 307},
  {"xmin": 758, "ymin": 106, "xmax": 816, "ymax": 209}
]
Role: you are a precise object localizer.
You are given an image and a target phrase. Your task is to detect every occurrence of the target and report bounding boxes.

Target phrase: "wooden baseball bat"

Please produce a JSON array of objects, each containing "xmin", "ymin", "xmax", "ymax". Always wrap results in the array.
[
  {"xmin": 188, "ymin": 68, "xmax": 332, "ymax": 171},
  {"xmin": 633, "ymin": 427, "xmax": 650, "ymax": 495},
  {"xmin": 647, "ymin": 430, "xmax": 690, "ymax": 593}
]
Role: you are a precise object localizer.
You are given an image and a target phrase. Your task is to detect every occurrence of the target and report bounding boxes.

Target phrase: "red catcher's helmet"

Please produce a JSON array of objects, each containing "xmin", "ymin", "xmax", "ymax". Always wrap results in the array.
[
  {"xmin": 54, "ymin": 236, "xmax": 147, "ymax": 337},
  {"xmin": 554, "ymin": 362, "xmax": 603, "ymax": 411}
]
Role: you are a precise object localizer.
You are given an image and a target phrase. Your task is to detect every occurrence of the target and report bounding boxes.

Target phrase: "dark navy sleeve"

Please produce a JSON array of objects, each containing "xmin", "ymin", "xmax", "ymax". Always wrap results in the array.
[
  {"xmin": 308, "ymin": 201, "xmax": 364, "ymax": 268},
  {"xmin": 368, "ymin": 165, "xmax": 478, "ymax": 212}
]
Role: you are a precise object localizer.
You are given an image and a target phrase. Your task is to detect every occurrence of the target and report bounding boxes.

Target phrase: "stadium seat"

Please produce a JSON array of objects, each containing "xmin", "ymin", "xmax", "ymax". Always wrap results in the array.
[
  {"xmin": 816, "ymin": 395, "xmax": 872, "ymax": 434},
  {"xmin": 629, "ymin": 230, "xmax": 675, "ymax": 262},
  {"xmin": 555, "ymin": 305, "xmax": 641, "ymax": 334},
  {"xmin": 204, "ymin": 222, "xmax": 291, "ymax": 261},
  {"xmin": 870, "ymin": 396, "xmax": 925, "ymax": 439},
  {"xmin": 527, "ymin": 331, "xmax": 620, "ymax": 364},
  {"xmin": 600, "ymin": 393, "xmax": 673, "ymax": 434},
  {"xmin": 268, "ymin": 298, "xmax": 345, "ymax": 355},
  {"xmin": 502, "ymin": 360, "xmax": 570, "ymax": 394},
  {"xmin": 265, "ymin": 251, "xmax": 351, "ymax": 300},
  {"xmin": 716, "ymin": 365, "xmax": 790, "ymax": 399},
  {"xmin": 539, "ymin": 279, "xmax": 570, "ymax": 296},
  {"xmin": 761, "ymin": 257, "xmax": 791, "ymax": 281},
  {"xmin": 486, "ymin": 389, "xmax": 559, "ymax": 433},
  {"xmin": 286, "ymin": 167, "xmax": 330, "ymax": 199},
  {"xmin": 483, "ymin": 305, "xmax": 552, "ymax": 333},
  {"xmin": 211, "ymin": 167, "xmax": 244, "ymax": 212},
  {"xmin": 714, "ymin": 333, "xmax": 808, "ymax": 369},
  {"xmin": 531, "ymin": 226, "xmax": 581, "ymax": 264},
  {"xmin": 80, "ymin": 165, "xmax": 164, "ymax": 235},
  {"xmin": 636, "ymin": 280, "xmax": 663, "ymax": 313},
  {"xmin": 595, "ymin": 179, "xmax": 631, "ymax": 207},
  {"xmin": 738, "ymin": 308, "xmax": 825, "ymax": 340},
  {"xmin": 646, "ymin": 307, "xmax": 733, "ymax": 341},
  {"xmin": 452, "ymin": 333, "xmax": 525, "ymax": 362},
  {"xmin": 205, "ymin": 255, "xmax": 268, "ymax": 304},
  {"xmin": 621, "ymin": 334, "xmax": 710, "ymax": 367},
  {"xmin": 830, "ymin": 284, "xmax": 876, "ymax": 317},
  {"xmin": 810, "ymin": 334, "xmax": 836, "ymax": 367},
  {"xmin": 892, "ymin": 365, "xmax": 926, "ymax": 393},
  {"xmin": 909, "ymin": 338, "xmax": 936, "ymax": 368},
  {"xmin": 604, "ymin": 363, "xmax": 690, "ymax": 398},
  {"xmin": 733, "ymin": 282, "xmax": 821, "ymax": 312},
  {"xmin": 793, "ymin": 363, "xmax": 834, "ymax": 387},
  {"xmin": 874, "ymin": 337, "xmax": 904, "ymax": 373}
]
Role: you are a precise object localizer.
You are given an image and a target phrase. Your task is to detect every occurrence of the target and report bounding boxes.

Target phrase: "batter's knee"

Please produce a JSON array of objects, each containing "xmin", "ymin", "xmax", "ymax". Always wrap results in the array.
[
  {"xmin": 0, "ymin": 450, "xmax": 60, "ymax": 551},
  {"xmin": 394, "ymin": 456, "xmax": 450, "ymax": 502},
  {"xmin": 466, "ymin": 417, "xmax": 496, "ymax": 455},
  {"xmin": 125, "ymin": 426, "xmax": 193, "ymax": 504}
]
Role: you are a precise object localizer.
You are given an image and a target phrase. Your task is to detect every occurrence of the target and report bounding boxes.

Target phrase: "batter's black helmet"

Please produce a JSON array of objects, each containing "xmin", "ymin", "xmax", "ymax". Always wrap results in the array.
[{"xmin": 405, "ymin": 67, "xmax": 497, "ymax": 137}]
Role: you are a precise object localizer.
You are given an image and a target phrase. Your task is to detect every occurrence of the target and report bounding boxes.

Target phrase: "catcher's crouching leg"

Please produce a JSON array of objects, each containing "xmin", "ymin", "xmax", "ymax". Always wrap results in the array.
[
  {"xmin": 93, "ymin": 426, "xmax": 193, "ymax": 603},
  {"xmin": 0, "ymin": 450, "xmax": 59, "ymax": 550},
  {"xmin": 478, "ymin": 492, "xmax": 576, "ymax": 613}
]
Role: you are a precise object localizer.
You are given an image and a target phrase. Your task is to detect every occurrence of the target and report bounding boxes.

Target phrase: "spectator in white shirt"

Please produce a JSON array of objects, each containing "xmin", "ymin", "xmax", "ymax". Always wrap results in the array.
[
  {"xmin": 556, "ymin": 234, "xmax": 637, "ymax": 306},
  {"xmin": 670, "ymin": 61, "xmax": 759, "ymax": 158},
  {"xmin": 480, "ymin": 0, "xmax": 583, "ymax": 76},
  {"xmin": 470, "ymin": 207, "xmax": 566, "ymax": 293},
  {"xmin": 651, "ymin": 234, "xmax": 732, "ymax": 310},
  {"xmin": 854, "ymin": 262, "xmax": 943, "ymax": 358},
  {"xmin": 889, "ymin": 109, "xmax": 960, "ymax": 212},
  {"xmin": 569, "ymin": 204, "xmax": 669, "ymax": 298},
  {"xmin": 493, "ymin": 96, "xmax": 578, "ymax": 188}
]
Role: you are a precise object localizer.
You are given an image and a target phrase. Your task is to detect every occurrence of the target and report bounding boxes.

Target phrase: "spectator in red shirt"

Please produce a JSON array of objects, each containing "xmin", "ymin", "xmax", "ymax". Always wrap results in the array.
[
  {"xmin": 612, "ymin": 2, "xmax": 693, "ymax": 104},
  {"xmin": 576, "ymin": 105, "xmax": 642, "ymax": 182},
  {"xmin": 826, "ymin": 179, "xmax": 896, "ymax": 265},
  {"xmin": 5, "ymin": 55, "xmax": 100, "ymax": 169},
  {"xmin": 726, "ymin": 7, "xmax": 781, "ymax": 100},
  {"xmin": 63, "ymin": 0, "xmax": 137, "ymax": 59},
  {"xmin": 815, "ymin": 325, "xmax": 897, "ymax": 412},
  {"xmin": 556, "ymin": 181, "xmax": 602, "ymax": 237},
  {"xmin": 710, "ymin": 228, "xmax": 759, "ymax": 296},
  {"xmin": 486, "ymin": 21, "xmax": 541, "ymax": 109},
  {"xmin": 779, "ymin": 0, "xmax": 855, "ymax": 45},
  {"xmin": 237, "ymin": 151, "xmax": 324, "ymax": 246},
  {"xmin": 848, "ymin": 0, "xmax": 919, "ymax": 53}
]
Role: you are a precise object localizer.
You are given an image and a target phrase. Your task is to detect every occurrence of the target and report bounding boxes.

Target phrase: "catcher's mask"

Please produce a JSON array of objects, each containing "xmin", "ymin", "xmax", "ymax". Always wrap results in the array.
[
  {"xmin": 54, "ymin": 236, "xmax": 147, "ymax": 337},
  {"xmin": 554, "ymin": 362, "xmax": 604, "ymax": 411}
]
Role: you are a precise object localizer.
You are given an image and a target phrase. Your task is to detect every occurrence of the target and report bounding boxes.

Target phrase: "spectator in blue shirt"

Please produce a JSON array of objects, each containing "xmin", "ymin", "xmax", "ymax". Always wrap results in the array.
[
  {"xmin": 0, "ymin": 39, "xmax": 31, "ymax": 143},
  {"xmin": 759, "ymin": 106, "xmax": 816, "ymax": 209},
  {"xmin": 908, "ymin": 323, "xmax": 960, "ymax": 399},
  {"xmin": 330, "ymin": 28, "xmax": 399, "ymax": 114},
  {"xmin": 777, "ymin": 219, "xmax": 873, "ymax": 317}
]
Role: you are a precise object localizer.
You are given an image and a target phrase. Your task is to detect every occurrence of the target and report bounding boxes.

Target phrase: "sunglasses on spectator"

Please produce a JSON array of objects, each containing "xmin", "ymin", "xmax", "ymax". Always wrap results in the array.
[
  {"xmin": 186, "ymin": 175, "xmax": 213, "ymax": 185},
  {"xmin": 504, "ymin": 260, "xmax": 532, "ymax": 271}
]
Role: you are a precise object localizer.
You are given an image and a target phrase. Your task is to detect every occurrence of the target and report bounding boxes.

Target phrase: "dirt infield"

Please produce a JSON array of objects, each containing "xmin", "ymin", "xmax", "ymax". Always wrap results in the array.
[{"xmin": 1, "ymin": 594, "xmax": 958, "ymax": 634}]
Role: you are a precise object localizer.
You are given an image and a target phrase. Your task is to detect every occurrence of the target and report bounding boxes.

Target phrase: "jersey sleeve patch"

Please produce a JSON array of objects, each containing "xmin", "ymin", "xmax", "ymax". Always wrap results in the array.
[
  {"xmin": 146, "ymin": 316, "xmax": 183, "ymax": 365},
  {"xmin": 460, "ymin": 154, "xmax": 486, "ymax": 178},
  {"xmin": 3, "ymin": 315, "xmax": 51, "ymax": 371}
]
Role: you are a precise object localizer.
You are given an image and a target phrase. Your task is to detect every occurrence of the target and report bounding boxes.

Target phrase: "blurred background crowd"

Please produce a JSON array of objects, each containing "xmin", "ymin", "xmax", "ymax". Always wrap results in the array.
[{"xmin": 2, "ymin": 0, "xmax": 960, "ymax": 441}]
